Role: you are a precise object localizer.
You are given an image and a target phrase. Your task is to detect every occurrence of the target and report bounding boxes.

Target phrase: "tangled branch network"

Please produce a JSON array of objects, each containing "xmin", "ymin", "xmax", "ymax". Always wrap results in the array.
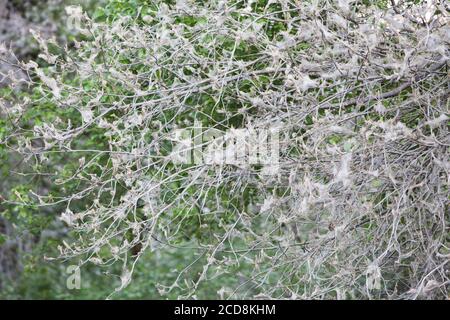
[{"xmin": 1, "ymin": 0, "xmax": 449, "ymax": 299}]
